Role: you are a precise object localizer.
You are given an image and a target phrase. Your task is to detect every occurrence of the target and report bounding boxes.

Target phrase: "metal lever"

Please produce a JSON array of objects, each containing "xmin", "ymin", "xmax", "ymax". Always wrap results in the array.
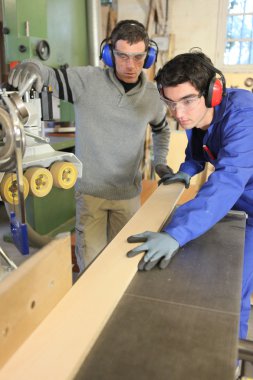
[
  {"xmin": 0, "ymin": 246, "xmax": 17, "ymax": 269},
  {"xmin": 25, "ymin": 130, "xmax": 50, "ymax": 143},
  {"xmin": 18, "ymin": 73, "xmax": 38, "ymax": 98}
]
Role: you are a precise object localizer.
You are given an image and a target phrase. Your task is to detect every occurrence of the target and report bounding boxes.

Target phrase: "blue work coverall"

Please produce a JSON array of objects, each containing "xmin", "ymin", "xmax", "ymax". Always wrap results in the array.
[{"xmin": 164, "ymin": 88, "xmax": 253, "ymax": 339}]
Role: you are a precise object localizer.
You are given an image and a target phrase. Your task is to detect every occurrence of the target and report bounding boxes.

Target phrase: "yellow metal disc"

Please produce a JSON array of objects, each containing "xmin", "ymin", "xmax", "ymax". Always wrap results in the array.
[
  {"xmin": 50, "ymin": 162, "xmax": 78, "ymax": 189},
  {"xmin": 24, "ymin": 167, "xmax": 53, "ymax": 197},
  {"xmin": 0, "ymin": 173, "xmax": 29, "ymax": 205}
]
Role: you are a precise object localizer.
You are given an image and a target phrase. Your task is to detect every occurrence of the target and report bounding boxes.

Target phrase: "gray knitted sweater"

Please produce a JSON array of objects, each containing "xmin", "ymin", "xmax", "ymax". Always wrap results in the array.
[{"xmin": 31, "ymin": 61, "xmax": 170, "ymax": 200}]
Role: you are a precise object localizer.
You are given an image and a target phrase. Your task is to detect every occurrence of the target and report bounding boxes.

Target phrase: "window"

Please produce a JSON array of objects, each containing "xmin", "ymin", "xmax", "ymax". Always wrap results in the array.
[{"xmin": 217, "ymin": 0, "xmax": 253, "ymax": 71}]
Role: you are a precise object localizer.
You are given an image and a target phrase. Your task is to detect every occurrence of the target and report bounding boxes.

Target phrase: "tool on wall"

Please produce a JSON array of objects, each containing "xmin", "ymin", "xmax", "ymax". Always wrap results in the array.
[
  {"xmin": 146, "ymin": 0, "xmax": 171, "ymax": 69},
  {"xmin": 142, "ymin": 0, "xmax": 171, "ymax": 180},
  {"xmin": 101, "ymin": 0, "xmax": 117, "ymax": 40}
]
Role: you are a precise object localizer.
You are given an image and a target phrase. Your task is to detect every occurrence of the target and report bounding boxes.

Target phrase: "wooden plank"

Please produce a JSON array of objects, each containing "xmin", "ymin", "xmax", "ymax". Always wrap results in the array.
[
  {"xmin": 140, "ymin": 179, "xmax": 158, "ymax": 204},
  {"xmin": 0, "ymin": 234, "xmax": 72, "ymax": 368},
  {"xmin": 0, "ymin": 184, "xmax": 184, "ymax": 380},
  {"xmin": 141, "ymin": 179, "xmax": 200, "ymax": 206}
]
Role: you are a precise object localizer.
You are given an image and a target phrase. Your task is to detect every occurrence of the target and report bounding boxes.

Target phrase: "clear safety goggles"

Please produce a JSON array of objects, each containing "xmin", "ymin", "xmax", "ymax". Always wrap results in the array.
[
  {"xmin": 113, "ymin": 50, "xmax": 147, "ymax": 63},
  {"xmin": 159, "ymin": 92, "xmax": 203, "ymax": 112}
]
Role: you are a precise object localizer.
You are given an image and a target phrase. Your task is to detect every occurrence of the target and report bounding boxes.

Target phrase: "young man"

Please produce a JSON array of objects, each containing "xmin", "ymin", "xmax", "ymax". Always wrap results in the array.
[
  {"xmin": 8, "ymin": 20, "xmax": 171, "ymax": 273},
  {"xmin": 127, "ymin": 50, "xmax": 253, "ymax": 341}
]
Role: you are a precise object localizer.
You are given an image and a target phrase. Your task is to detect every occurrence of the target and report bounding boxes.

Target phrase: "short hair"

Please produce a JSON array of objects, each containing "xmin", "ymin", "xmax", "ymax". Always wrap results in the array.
[
  {"xmin": 110, "ymin": 20, "xmax": 149, "ymax": 51},
  {"xmin": 155, "ymin": 51, "xmax": 216, "ymax": 94}
]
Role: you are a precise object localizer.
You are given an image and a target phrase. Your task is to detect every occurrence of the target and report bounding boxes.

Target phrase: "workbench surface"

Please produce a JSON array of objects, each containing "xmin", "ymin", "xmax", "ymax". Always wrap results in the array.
[{"xmin": 76, "ymin": 212, "xmax": 245, "ymax": 380}]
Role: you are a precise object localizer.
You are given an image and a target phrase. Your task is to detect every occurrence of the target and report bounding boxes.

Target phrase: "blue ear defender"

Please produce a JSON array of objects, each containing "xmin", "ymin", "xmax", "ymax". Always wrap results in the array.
[
  {"xmin": 143, "ymin": 45, "xmax": 157, "ymax": 69},
  {"xmin": 100, "ymin": 42, "xmax": 114, "ymax": 67}
]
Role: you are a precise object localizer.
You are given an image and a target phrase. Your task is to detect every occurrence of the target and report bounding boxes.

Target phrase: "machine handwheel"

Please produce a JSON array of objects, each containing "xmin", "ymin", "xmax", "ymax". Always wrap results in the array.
[
  {"xmin": 50, "ymin": 161, "xmax": 78, "ymax": 189},
  {"xmin": 0, "ymin": 173, "xmax": 29, "ymax": 204},
  {"xmin": 24, "ymin": 167, "xmax": 53, "ymax": 197}
]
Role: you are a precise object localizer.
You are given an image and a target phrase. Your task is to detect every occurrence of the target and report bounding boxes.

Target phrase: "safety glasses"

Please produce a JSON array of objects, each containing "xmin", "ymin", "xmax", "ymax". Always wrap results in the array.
[
  {"xmin": 159, "ymin": 92, "xmax": 203, "ymax": 112},
  {"xmin": 113, "ymin": 50, "xmax": 147, "ymax": 63}
]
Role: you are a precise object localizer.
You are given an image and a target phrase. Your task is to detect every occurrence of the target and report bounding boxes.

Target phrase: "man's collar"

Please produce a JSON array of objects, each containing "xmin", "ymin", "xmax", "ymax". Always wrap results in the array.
[{"xmin": 116, "ymin": 75, "xmax": 141, "ymax": 92}]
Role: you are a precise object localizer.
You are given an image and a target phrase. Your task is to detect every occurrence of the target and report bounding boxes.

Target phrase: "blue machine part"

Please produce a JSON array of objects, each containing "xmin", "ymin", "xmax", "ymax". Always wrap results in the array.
[{"xmin": 10, "ymin": 211, "xmax": 29, "ymax": 255}]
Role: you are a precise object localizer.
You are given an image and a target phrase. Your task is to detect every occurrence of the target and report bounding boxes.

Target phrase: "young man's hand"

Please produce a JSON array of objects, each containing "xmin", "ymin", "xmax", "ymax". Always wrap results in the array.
[
  {"xmin": 127, "ymin": 231, "xmax": 179, "ymax": 271},
  {"xmin": 159, "ymin": 171, "xmax": 191, "ymax": 188},
  {"xmin": 155, "ymin": 164, "xmax": 174, "ymax": 182}
]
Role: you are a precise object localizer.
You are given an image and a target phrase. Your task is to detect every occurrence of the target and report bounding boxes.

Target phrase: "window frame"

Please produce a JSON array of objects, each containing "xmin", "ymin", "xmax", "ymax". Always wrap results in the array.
[{"xmin": 216, "ymin": 0, "xmax": 253, "ymax": 73}]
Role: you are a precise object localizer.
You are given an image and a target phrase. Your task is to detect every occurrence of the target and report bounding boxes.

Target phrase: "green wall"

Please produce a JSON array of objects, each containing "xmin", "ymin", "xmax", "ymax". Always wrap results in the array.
[
  {"xmin": 2, "ymin": 0, "xmax": 89, "ymax": 121},
  {"xmin": 2, "ymin": 0, "xmax": 88, "ymax": 66},
  {"xmin": 47, "ymin": 0, "xmax": 88, "ymax": 67}
]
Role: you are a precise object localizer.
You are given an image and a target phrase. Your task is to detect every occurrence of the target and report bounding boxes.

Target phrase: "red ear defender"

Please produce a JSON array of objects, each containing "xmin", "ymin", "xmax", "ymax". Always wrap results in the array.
[{"xmin": 205, "ymin": 77, "xmax": 223, "ymax": 108}]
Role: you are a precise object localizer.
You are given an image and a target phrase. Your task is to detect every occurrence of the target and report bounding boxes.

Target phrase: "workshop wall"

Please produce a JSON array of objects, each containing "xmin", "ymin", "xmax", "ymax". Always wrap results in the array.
[
  {"xmin": 118, "ymin": 0, "xmax": 219, "ymax": 60},
  {"xmin": 117, "ymin": 0, "xmax": 252, "ymax": 90}
]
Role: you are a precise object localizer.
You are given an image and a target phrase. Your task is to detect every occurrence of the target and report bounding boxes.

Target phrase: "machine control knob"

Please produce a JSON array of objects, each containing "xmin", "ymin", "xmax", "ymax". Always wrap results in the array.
[
  {"xmin": 36, "ymin": 40, "xmax": 50, "ymax": 61},
  {"xmin": 18, "ymin": 44, "xmax": 27, "ymax": 53},
  {"xmin": 3, "ymin": 27, "xmax": 10, "ymax": 34}
]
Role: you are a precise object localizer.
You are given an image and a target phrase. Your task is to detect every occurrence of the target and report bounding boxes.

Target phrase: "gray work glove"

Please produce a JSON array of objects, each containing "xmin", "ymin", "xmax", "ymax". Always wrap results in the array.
[
  {"xmin": 159, "ymin": 171, "xmax": 191, "ymax": 188},
  {"xmin": 127, "ymin": 231, "xmax": 179, "ymax": 271},
  {"xmin": 8, "ymin": 62, "xmax": 44, "ymax": 92},
  {"xmin": 155, "ymin": 164, "xmax": 174, "ymax": 185}
]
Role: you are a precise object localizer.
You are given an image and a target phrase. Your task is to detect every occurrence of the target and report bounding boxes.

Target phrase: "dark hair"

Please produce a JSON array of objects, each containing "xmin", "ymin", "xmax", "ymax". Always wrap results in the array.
[
  {"xmin": 110, "ymin": 20, "xmax": 149, "ymax": 51},
  {"xmin": 155, "ymin": 51, "xmax": 216, "ymax": 94}
]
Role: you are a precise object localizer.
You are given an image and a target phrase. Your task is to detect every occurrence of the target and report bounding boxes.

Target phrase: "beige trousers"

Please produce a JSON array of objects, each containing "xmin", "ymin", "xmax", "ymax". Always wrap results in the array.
[{"xmin": 75, "ymin": 192, "xmax": 140, "ymax": 271}]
